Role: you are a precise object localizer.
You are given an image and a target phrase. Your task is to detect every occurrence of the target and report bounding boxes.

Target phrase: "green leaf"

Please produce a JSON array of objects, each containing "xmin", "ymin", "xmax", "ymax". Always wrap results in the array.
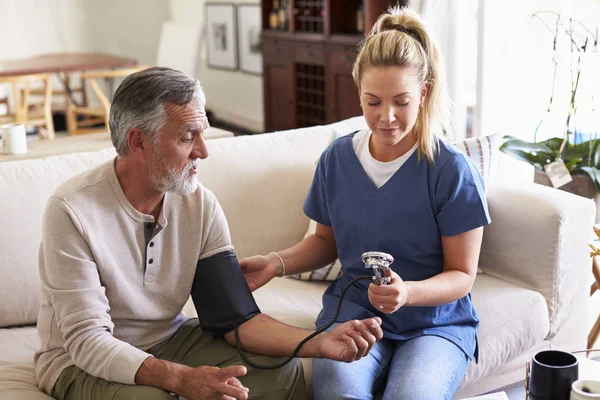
[
  {"xmin": 594, "ymin": 143, "xmax": 600, "ymax": 169},
  {"xmin": 564, "ymin": 157, "xmax": 583, "ymax": 171},
  {"xmin": 500, "ymin": 139, "xmax": 555, "ymax": 169},
  {"xmin": 542, "ymin": 137, "xmax": 564, "ymax": 151},
  {"xmin": 499, "ymin": 139, "xmax": 553, "ymax": 154}
]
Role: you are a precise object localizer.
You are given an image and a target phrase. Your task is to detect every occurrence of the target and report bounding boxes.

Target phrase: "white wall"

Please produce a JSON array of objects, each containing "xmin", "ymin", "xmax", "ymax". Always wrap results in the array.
[
  {"xmin": 169, "ymin": 0, "xmax": 264, "ymax": 132},
  {"xmin": 81, "ymin": 0, "xmax": 170, "ymax": 66},
  {"xmin": 0, "ymin": 0, "xmax": 89, "ymax": 59}
]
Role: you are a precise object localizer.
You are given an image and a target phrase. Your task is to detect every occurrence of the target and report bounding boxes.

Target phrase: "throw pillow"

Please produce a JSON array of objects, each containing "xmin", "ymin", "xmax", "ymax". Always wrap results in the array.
[
  {"xmin": 452, "ymin": 133, "xmax": 501, "ymax": 184},
  {"xmin": 290, "ymin": 132, "xmax": 500, "ymax": 281}
]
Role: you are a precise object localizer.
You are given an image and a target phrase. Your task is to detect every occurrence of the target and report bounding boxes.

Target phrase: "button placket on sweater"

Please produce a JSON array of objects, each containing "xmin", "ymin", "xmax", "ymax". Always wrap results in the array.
[{"xmin": 144, "ymin": 222, "xmax": 163, "ymax": 284}]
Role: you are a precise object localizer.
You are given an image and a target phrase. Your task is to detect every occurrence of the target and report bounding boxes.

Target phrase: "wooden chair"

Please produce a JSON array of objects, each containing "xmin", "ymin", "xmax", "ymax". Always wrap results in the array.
[
  {"xmin": 0, "ymin": 73, "xmax": 55, "ymax": 140},
  {"xmin": 65, "ymin": 66, "xmax": 147, "ymax": 135},
  {"xmin": 26, "ymin": 72, "xmax": 88, "ymax": 112}
]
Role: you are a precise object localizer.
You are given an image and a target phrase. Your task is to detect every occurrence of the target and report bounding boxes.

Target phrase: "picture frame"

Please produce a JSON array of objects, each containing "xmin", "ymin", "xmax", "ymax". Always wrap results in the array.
[
  {"xmin": 236, "ymin": 4, "xmax": 262, "ymax": 75},
  {"xmin": 205, "ymin": 3, "xmax": 237, "ymax": 70}
]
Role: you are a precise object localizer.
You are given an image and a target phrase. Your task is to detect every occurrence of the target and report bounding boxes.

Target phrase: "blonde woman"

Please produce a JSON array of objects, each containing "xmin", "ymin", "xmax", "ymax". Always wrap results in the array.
[{"xmin": 241, "ymin": 6, "xmax": 489, "ymax": 399}]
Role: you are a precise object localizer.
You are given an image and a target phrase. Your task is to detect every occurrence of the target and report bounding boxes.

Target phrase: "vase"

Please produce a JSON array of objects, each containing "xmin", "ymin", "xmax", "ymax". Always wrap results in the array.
[{"xmin": 534, "ymin": 170, "xmax": 600, "ymax": 222}]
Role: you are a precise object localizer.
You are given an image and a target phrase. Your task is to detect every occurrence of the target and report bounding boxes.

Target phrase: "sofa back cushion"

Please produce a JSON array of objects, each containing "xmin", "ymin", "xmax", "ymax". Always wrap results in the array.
[
  {"xmin": 0, "ymin": 149, "xmax": 117, "ymax": 327},
  {"xmin": 197, "ymin": 127, "xmax": 332, "ymax": 259}
]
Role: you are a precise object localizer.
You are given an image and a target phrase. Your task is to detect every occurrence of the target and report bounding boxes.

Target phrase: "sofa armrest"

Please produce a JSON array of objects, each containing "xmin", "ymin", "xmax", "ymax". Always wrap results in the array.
[{"xmin": 479, "ymin": 182, "xmax": 595, "ymax": 338}]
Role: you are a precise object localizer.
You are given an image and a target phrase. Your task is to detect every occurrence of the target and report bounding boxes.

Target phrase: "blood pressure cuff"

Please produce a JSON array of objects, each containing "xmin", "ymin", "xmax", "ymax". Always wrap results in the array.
[{"xmin": 191, "ymin": 250, "xmax": 261, "ymax": 337}]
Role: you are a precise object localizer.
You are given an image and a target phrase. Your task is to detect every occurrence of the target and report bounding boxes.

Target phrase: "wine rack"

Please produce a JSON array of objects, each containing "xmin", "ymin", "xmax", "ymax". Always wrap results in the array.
[{"xmin": 296, "ymin": 64, "xmax": 326, "ymax": 127}]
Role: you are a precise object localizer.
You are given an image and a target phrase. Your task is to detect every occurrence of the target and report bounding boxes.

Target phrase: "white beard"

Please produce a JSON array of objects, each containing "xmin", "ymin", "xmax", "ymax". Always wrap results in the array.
[{"xmin": 150, "ymin": 151, "xmax": 199, "ymax": 195}]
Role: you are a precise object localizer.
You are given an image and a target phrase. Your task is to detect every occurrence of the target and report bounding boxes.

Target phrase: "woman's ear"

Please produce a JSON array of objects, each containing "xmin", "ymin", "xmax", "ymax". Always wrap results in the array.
[{"xmin": 420, "ymin": 83, "xmax": 429, "ymax": 106}]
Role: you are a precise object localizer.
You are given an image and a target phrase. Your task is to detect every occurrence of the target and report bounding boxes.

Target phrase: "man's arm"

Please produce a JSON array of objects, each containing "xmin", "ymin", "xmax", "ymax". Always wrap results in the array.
[
  {"xmin": 135, "ymin": 358, "xmax": 249, "ymax": 400},
  {"xmin": 224, "ymin": 314, "xmax": 383, "ymax": 362},
  {"xmin": 192, "ymin": 250, "xmax": 383, "ymax": 362}
]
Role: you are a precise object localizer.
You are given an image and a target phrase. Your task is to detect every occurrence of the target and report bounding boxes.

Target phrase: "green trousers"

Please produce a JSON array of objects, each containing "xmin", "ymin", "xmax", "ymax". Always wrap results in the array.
[{"xmin": 52, "ymin": 318, "xmax": 307, "ymax": 400}]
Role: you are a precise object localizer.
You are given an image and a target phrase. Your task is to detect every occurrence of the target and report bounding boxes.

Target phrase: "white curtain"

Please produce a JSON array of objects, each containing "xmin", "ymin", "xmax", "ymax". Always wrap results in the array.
[{"xmin": 411, "ymin": 0, "xmax": 474, "ymax": 140}]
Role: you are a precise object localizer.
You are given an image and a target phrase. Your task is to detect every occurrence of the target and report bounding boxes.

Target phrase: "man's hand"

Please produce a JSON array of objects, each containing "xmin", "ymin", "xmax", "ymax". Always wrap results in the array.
[
  {"xmin": 239, "ymin": 254, "xmax": 279, "ymax": 291},
  {"xmin": 179, "ymin": 365, "xmax": 249, "ymax": 400},
  {"xmin": 368, "ymin": 269, "xmax": 408, "ymax": 314},
  {"xmin": 315, "ymin": 317, "xmax": 383, "ymax": 362}
]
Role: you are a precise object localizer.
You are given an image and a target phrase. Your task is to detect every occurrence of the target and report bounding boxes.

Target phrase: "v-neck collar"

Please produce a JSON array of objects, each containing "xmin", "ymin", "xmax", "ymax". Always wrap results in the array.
[{"xmin": 345, "ymin": 132, "xmax": 419, "ymax": 194}]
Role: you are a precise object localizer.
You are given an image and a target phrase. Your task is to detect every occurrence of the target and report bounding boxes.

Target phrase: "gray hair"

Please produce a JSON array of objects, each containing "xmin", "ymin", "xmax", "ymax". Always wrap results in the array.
[{"xmin": 109, "ymin": 66, "xmax": 205, "ymax": 156}]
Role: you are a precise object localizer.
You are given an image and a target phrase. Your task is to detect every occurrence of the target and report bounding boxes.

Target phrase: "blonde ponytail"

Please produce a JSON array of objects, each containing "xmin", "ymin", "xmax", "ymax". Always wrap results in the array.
[{"xmin": 352, "ymin": 6, "xmax": 450, "ymax": 163}]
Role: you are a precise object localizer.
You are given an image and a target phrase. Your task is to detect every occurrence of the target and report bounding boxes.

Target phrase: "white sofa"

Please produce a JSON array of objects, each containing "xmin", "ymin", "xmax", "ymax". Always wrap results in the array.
[{"xmin": 0, "ymin": 117, "xmax": 594, "ymax": 399}]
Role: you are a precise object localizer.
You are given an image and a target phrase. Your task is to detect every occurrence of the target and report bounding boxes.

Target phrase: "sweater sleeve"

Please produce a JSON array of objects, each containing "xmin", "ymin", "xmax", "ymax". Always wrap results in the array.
[
  {"xmin": 198, "ymin": 189, "xmax": 234, "ymax": 260},
  {"xmin": 40, "ymin": 196, "xmax": 151, "ymax": 384}
]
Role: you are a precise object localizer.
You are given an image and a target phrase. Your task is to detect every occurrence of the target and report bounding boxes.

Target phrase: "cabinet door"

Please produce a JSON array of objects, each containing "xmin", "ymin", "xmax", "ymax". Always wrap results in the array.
[
  {"xmin": 330, "ymin": 71, "xmax": 361, "ymax": 122},
  {"xmin": 264, "ymin": 63, "xmax": 295, "ymax": 132},
  {"xmin": 262, "ymin": 38, "xmax": 296, "ymax": 132},
  {"xmin": 327, "ymin": 47, "xmax": 361, "ymax": 123}
]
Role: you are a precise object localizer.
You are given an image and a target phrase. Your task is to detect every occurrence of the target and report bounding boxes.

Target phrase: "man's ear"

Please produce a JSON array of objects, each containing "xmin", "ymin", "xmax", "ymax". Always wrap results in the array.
[{"xmin": 126, "ymin": 128, "xmax": 146, "ymax": 154}]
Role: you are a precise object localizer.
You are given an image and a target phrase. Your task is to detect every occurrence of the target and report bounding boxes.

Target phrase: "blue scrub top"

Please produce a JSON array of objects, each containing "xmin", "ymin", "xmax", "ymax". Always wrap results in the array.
[{"xmin": 303, "ymin": 132, "xmax": 491, "ymax": 360}]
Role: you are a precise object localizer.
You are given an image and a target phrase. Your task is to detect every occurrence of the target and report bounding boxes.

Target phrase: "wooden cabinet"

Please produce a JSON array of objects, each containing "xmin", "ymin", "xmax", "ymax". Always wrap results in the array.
[{"xmin": 261, "ymin": 0, "xmax": 408, "ymax": 132}]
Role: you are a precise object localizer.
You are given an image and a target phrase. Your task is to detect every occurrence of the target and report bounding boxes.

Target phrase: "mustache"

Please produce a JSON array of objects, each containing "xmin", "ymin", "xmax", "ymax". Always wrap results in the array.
[{"xmin": 186, "ymin": 159, "xmax": 200, "ymax": 170}]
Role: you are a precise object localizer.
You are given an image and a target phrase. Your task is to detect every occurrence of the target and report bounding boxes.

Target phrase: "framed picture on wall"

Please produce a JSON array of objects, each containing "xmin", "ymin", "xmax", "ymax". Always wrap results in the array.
[
  {"xmin": 236, "ymin": 4, "xmax": 262, "ymax": 75},
  {"xmin": 206, "ymin": 3, "xmax": 237, "ymax": 70}
]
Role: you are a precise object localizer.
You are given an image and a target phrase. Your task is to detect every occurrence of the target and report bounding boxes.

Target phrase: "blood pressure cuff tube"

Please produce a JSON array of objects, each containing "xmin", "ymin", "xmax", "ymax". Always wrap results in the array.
[{"xmin": 191, "ymin": 250, "xmax": 261, "ymax": 337}]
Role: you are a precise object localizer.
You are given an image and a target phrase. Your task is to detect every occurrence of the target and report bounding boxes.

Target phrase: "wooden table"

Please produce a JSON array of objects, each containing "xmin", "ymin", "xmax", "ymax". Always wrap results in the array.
[
  {"xmin": 0, "ymin": 52, "xmax": 138, "ymax": 108},
  {"xmin": 0, "ymin": 53, "xmax": 138, "ymax": 77}
]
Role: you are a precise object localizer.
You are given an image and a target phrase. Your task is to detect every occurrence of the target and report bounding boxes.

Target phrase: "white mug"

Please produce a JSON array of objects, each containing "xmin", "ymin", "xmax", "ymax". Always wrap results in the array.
[
  {"xmin": 571, "ymin": 380, "xmax": 600, "ymax": 399},
  {"xmin": 1, "ymin": 124, "xmax": 28, "ymax": 155}
]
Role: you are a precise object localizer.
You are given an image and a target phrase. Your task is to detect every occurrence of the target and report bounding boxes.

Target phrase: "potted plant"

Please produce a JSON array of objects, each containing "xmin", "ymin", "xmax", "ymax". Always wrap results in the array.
[{"xmin": 500, "ymin": 11, "xmax": 599, "ymax": 215}]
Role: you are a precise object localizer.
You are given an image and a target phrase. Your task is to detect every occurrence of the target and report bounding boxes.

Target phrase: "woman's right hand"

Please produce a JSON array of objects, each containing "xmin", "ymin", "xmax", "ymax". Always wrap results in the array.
[{"xmin": 239, "ymin": 254, "xmax": 281, "ymax": 291}]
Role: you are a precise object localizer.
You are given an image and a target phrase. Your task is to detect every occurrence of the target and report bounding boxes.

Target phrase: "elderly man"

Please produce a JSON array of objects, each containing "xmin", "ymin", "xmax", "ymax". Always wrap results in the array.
[{"xmin": 34, "ymin": 67, "xmax": 383, "ymax": 400}]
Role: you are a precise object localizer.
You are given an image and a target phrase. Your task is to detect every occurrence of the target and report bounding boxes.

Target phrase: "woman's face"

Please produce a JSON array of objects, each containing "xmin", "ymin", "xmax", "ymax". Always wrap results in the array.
[{"xmin": 359, "ymin": 66, "xmax": 426, "ymax": 161}]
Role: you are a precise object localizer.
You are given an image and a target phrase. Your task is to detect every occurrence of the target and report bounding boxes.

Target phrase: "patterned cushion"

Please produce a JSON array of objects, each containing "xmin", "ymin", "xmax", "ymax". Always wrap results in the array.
[
  {"xmin": 290, "ymin": 133, "xmax": 500, "ymax": 281},
  {"xmin": 452, "ymin": 133, "xmax": 500, "ymax": 184}
]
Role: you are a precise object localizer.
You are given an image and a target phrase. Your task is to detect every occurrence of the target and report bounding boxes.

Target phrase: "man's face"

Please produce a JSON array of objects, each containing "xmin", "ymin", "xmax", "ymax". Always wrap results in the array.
[{"xmin": 148, "ymin": 100, "xmax": 209, "ymax": 195}]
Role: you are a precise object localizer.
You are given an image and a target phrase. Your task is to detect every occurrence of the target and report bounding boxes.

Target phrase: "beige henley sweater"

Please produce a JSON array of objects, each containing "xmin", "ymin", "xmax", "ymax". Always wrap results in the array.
[{"xmin": 34, "ymin": 159, "xmax": 233, "ymax": 394}]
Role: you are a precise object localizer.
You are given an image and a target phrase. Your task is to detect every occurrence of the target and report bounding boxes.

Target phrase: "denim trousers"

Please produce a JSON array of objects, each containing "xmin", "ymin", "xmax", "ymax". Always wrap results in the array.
[{"xmin": 313, "ymin": 333, "xmax": 470, "ymax": 400}]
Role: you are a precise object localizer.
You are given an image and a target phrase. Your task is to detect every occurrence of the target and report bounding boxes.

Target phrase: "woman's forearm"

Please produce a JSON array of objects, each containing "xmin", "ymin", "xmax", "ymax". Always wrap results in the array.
[
  {"xmin": 405, "ymin": 269, "xmax": 475, "ymax": 307},
  {"xmin": 274, "ymin": 232, "xmax": 338, "ymax": 276}
]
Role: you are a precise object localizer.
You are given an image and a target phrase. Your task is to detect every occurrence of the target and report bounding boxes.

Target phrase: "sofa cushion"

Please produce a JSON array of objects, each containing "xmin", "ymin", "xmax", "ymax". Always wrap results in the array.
[
  {"xmin": 0, "ymin": 326, "xmax": 40, "ymax": 366},
  {"xmin": 253, "ymin": 273, "xmax": 549, "ymax": 391},
  {"xmin": 0, "ymin": 364, "xmax": 52, "ymax": 399},
  {"xmin": 453, "ymin": 134, "xmax": 501, "ymax": 184},
  {"xmin": 0, "ymin": 326, "xmax": 52, "ymax": 399},
  {"xmin": 0, "ymin": 149, "xmax": 117, "ymax": 327},
  {"xmin": 463, "ymin": 273, "xmax": 550, "ymax": 387},
  {"xmin": 197, "ymin": 126, "xmax": 332, "ymax": 260}
]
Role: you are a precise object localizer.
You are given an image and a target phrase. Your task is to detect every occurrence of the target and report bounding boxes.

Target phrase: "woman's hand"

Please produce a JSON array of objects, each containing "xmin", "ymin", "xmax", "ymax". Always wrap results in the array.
[
  {"xmin": 367, "ymin": 269, "xmax": 408, "ymax": 314},
  {"xmin": 239, "ymin": 254, "xmax": 280, "ymax": 291}
]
